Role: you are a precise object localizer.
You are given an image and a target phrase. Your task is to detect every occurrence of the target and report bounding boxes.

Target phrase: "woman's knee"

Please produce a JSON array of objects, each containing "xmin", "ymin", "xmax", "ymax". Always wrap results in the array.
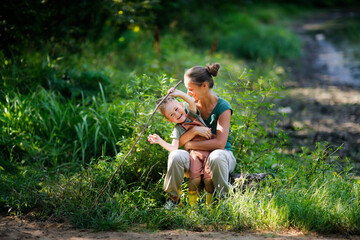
[
  {"xmin": 208, "ymin": 150, "xmax": 226, "ymax": 167},
  {"xmin": 168, "ymin": 150, "xmax": 189, "ymax": 168},
  {"xmin": 207, "ymin": 150, "xmax": 236, "ymax": 175}
]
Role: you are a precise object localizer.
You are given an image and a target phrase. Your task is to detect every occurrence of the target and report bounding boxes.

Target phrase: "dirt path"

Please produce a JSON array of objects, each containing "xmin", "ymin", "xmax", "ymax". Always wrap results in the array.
[
  {"xmin": 280, "ymin": 9, "xmax": 360, "ymax": 168},
  {"xmin": 1, "ymin": 215, "xmax": 358, "ymax": 240}
]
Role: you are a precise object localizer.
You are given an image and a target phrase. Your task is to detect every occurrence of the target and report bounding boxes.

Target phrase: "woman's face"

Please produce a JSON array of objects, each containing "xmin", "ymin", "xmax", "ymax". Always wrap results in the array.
[{"xmin": 184, "ymin": 76, "xmax": 204, "ymax": 101}]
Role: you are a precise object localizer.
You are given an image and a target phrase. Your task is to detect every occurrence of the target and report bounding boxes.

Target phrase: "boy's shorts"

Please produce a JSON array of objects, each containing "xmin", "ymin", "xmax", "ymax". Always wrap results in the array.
[{"xmin": 189, "ymin": 150, "xmax": 211, "ymax": 180}]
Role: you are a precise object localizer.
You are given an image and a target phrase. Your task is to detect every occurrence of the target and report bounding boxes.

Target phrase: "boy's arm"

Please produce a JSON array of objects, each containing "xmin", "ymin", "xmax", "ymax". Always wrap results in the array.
[
  {"xmin": 148, "ymin": 134, "xmax": 179, "ymax": 152},
  {"xmin": 169, "ymin": 88, "xmax": 196, "ymax": 113}
]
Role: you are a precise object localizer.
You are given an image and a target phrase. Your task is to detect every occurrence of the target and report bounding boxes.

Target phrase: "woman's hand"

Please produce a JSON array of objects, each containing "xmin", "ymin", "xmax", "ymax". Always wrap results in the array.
[
  {"xmin": 192, "ymin": 126, "xmax": 212, "ymax": 139},
  {"xmin": 179, "ymin": 126, "xmax": 211, "ymax": 150},
  {"xmin": 183, "ymin": 126, "xmax": 212, "ymax": 150}
]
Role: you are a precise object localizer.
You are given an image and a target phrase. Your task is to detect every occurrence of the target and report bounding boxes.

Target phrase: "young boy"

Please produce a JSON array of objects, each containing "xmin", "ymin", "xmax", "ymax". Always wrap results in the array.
[{"xmin": 148, "ymin": 88, "xmax": 214, "ymax": 207}]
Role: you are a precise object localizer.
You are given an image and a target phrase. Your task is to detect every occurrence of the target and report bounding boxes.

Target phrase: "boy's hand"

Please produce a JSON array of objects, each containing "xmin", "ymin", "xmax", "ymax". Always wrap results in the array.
[
  {"xmin": 167, "ymin": 87, "xmax": 175, "ymax": 94},
  {"xmin": 168, "ymin": 88, "xmax": 184, "ymax": 97},
  {"xmin": 148, "ymin": 134, "xmax": 162, "ymax": 144},
  {"xmin": 168, "ymin": 86, "xmax": 196, "ymax": 112}
]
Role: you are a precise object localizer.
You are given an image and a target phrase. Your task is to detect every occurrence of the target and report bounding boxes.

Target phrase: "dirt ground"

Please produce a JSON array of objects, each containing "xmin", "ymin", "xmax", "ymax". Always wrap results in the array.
[
  {"xmin": 1, "ymin": 214, "xmax": 359, "ymax": 240},
  {"xmin": 279, "ymin": 9, "xmax": 360, "ymax": 169}
]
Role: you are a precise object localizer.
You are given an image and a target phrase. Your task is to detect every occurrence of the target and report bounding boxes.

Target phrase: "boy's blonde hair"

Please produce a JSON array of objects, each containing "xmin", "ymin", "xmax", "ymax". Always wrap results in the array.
[{"xmin": 156, "ymin": 96, "xmax": 177, "ymax": 116}]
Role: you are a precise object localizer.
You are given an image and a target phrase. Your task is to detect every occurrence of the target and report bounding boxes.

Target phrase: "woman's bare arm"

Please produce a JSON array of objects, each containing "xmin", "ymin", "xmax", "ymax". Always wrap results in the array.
[
  {"xmin": 178, "ymin": 125, "xmax": 212, "ymax": 147},
  {"xmin": 184, "ymin": 109, "xmax": 231, "ymax": 151}
]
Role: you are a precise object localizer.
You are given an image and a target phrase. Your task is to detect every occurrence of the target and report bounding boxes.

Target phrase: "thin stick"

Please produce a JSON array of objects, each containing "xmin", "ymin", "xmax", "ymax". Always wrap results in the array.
[{"xmin": 84, "ymin": 80, "xmax": 183, "ymax": 224}]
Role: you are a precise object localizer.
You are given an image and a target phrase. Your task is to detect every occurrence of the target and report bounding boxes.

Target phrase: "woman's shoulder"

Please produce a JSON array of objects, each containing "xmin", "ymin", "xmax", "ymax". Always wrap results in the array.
[
  {"xmin": 217, "ymin": 96, "xmax": 231, "ymax": 105},
  {"xmin": 210, "ymin": 96, "xmax": 232, "ymax": 117},
  {"xmin": 216, "ymin": 97, "xmax": 232, "ymax": 111}
]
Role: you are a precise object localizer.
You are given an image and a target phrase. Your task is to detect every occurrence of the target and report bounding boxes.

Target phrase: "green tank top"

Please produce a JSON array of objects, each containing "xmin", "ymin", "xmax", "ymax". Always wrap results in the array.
[{"xmin": 185, "ymin": 97, "xmax": 233, "ymax": 151}]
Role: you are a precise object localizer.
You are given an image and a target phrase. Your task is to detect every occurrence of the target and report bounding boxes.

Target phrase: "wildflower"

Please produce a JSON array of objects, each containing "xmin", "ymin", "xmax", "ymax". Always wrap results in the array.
[
  {"xmin": 133, "ymin": 26, "xmax": 140, "ymax": 33},
  {"xmin": 118, "ymin": 10, "xmax": 123, "ymax": 15},
  {"xmin": 332, "ymin": 172, "xmax": 341, "ymax": 178}
]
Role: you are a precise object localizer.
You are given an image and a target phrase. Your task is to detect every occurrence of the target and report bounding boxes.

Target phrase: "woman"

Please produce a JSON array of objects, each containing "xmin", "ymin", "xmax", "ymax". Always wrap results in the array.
[{"xmin": 164, "ymin": 63, "xmax": 236, "ymax": 207}]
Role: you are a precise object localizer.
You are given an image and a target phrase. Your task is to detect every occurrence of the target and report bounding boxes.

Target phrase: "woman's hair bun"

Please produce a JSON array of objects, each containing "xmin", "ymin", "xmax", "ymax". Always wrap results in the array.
[{"xmin": 206, "ymin": 63, "xmax": 220, "ymax": 77}]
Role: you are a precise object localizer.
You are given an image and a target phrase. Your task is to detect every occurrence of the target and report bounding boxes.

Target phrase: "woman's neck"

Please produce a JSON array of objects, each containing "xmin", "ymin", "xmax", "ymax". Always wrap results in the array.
[{"xmin": 196, "ymin": 90, "xmax": 218, "ymax": 120}]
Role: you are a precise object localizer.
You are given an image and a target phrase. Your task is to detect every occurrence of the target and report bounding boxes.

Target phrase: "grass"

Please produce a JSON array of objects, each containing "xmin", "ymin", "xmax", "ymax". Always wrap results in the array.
[
  {"xmin": 1, "ymin": 3, "xmax": 359, "ymax": 235},
  {"xmin": 2, "ymin": 159, "xmax": 359, "ymax": 233}
]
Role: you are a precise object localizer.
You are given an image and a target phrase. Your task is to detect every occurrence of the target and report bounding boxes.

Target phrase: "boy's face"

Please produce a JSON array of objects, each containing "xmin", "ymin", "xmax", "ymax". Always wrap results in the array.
[{"xmin": 163, "ymin": 100, "xmax": 187, "ymax": 123}]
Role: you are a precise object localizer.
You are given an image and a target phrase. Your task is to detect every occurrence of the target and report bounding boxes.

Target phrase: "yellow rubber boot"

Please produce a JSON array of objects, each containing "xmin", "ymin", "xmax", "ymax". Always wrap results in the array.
[
  {"xmin": 206, "ymin": 193, "xmax": 213, "ymax": 207},
  {"xmin": 187, "ymin": 190, "xmax": 198, "ymax": 207}
]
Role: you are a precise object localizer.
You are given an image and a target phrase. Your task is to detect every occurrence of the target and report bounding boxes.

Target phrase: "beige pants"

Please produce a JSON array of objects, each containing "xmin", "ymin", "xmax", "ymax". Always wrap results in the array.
[{"xmin": 164, "ymin": 149, "xmax": 236, "ymax": 198}]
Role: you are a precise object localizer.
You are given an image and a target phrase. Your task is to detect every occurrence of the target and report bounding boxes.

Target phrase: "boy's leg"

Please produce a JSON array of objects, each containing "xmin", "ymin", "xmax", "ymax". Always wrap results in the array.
[
  {"xmin": 187, "ymin": 150, "xmax": 205, "ymax": 206},
  {"xmin": 203, "ymin": 177, "xmax": 214, "ymax": 194},
  {"xmin": 164, "ymin": 150, "xmax": 190, "ymax": 201},
  {"xmin": 189, "ymin": 150, "xmax": 205, "ymax": 190},
  {"xmin": 203, "ymin": 153, "xmax": 215, "ymax": 206},
  {"xmin": 201, "ymin": 151, "xmax": 213, "ymax": 194},
  {"xmin": 207, "ymin": 150, "xmax": 236, "ymax": 196},
  {"xmin": 189, "ymin": 177, "xmax": 201, "ymax": 191}
]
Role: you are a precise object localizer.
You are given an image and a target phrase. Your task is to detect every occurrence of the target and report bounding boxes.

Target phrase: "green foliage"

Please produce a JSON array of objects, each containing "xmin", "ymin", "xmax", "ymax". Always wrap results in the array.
[
  {"xmin": 325, "ymin": 14, "xmax": 360, "ymax": 43},
  {"xmin": 1, "ymin": 1, "xmax": 359, "ymax": 235},
  {"xmin": 217, "ymin": 12, "xmax": 302, "ymax": 60},
  {"xmin": 1, "ymin": 1, "xmax": 304, "ymax": 61},
  {"xmin": 217, "ymin": 67, "xmax": 285, "ymax": 174},
  {"xmin": 256, "ymin": 0, "xmax": 360, "ymax": 8},
  {"xmin": 0, "ymin": 0, "xmax": 160, "ymax": 56},
  {"xmin": 172, "ymin": 4, "xmax": 303, "ymax": 60}
]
